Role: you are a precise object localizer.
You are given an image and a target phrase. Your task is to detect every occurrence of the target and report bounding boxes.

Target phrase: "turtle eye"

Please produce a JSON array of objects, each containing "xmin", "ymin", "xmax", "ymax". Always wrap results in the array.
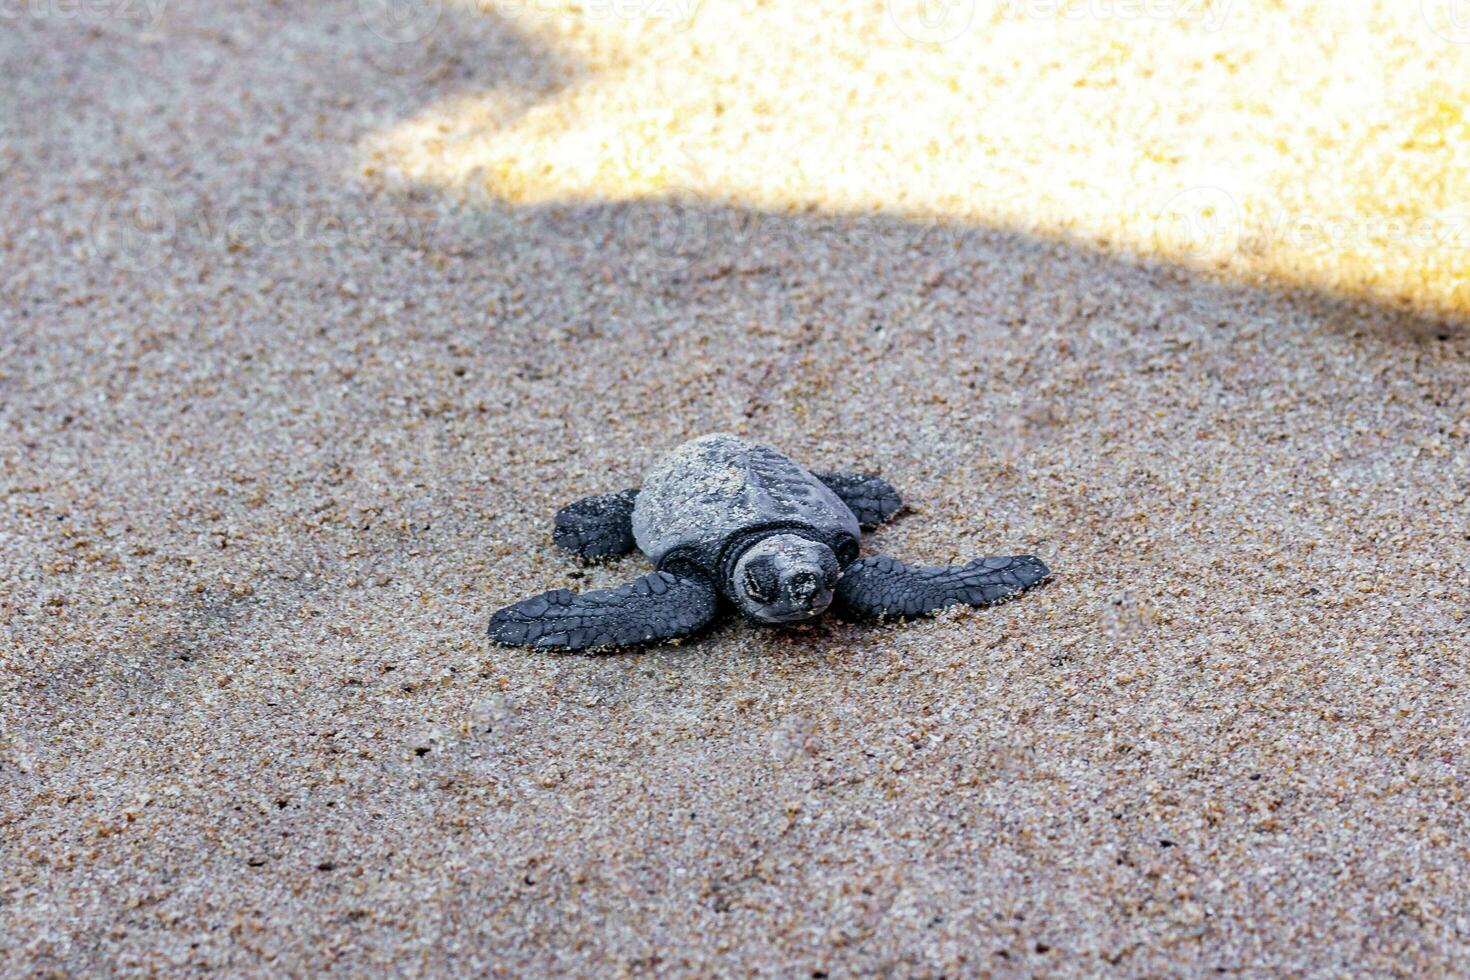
[
  {"xmin": 836, "ymin": 539, "xmax": 859, "ymax": 565},
  {"xmin": 742, "ymin": 563, "xmax": 778, "ymax": 602}
]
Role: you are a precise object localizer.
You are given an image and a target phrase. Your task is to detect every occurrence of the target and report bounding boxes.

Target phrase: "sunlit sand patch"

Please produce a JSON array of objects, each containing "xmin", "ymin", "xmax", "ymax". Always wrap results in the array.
[{"xmin": 362, "ymin": 0, "xmax": 1470, "ymax": 321}]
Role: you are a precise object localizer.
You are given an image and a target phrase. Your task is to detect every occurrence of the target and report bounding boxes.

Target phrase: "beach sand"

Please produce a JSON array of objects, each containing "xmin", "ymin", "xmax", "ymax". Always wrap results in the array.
[{"xmin": 3, "ymin": 1, "xmax": 1468, "ymax": 974}]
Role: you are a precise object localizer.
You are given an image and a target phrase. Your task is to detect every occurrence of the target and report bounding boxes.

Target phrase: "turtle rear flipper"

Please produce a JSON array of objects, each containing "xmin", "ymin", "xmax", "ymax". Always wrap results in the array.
[
  {"xmin": 834, "ymin": 554, "xmax": 1050, "ymax": 619},
  {"xmin": 553, "ymin": 488, "xmax": 639, "ymax": 558},
  {"xmin": 488, "ymin": 571, "xmax": 719, "ymax": 652},
  {"xmin": 812, "ymin": 472, "xmax": 903, "ymax": 530}
]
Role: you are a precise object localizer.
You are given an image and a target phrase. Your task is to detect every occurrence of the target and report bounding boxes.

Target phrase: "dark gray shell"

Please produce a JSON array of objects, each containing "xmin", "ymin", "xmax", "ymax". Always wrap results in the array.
[{"xmin": 631, "ymin": 434, "xmax": 860, "ymax": 575}]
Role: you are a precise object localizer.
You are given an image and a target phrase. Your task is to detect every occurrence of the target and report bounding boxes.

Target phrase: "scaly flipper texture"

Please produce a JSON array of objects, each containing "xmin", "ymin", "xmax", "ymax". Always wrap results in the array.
[
  {"xmin": 812, "ymin": 472, "xmax": 903, "ymax": 530},
  {"xmin": 488, "ymin": 571, "xmax": 719, "ymax": 651},
  {"xmin": 552, "ymin": 488, "xmax": 639, "ymax": 559},
  {"xmin": 834, "ymin": 554, "xmax": 1050, "ymax": 619}
]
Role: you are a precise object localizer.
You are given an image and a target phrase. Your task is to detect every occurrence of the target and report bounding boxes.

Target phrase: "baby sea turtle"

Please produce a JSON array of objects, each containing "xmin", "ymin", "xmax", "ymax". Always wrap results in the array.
[{"xmin": 488, "ymin": 433, "xmax": 1050, "ymax": 651}]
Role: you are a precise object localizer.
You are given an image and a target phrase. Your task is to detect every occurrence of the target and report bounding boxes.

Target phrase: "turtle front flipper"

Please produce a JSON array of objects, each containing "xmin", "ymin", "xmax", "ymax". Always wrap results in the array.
[
  {"xmin": 834, "ymin": 554, "xmax": 1050, "ymax": 619},
  {"xmin": 553, "ymin": 488, "xmax": 640, "ymax": 559},
  {"xmin": 488, "ymin": 571, "xmax": 719, "ymax": 652},
  {"xmin": 812, "ymin": 472, "xmax": 903, "ymax": 530}
]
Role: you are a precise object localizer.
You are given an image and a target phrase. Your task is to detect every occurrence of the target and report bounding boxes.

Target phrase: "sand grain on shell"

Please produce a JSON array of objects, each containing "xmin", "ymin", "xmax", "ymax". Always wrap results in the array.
[{"xmin": 3, "ymin": 0, "xmax": 1470, "ymax": 975}]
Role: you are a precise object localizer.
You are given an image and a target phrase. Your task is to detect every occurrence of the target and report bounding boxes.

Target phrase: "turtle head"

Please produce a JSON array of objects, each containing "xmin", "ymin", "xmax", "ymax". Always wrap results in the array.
[{"xmin": 730, "ymin": 534, "xmax": 841, "ymax": 625}]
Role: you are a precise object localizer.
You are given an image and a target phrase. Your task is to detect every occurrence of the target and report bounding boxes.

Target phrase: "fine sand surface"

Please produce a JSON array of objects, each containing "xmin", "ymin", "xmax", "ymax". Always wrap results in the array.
[{"xmin": 3, "ymin": 1, "xmax": 1469, "ymax": 975}]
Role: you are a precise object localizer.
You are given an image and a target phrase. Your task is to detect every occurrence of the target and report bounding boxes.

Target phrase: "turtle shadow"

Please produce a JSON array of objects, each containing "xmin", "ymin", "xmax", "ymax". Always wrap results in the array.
[{"xmin": 446, "ymin": 191, "xmax": 1464, "ymax": 655}]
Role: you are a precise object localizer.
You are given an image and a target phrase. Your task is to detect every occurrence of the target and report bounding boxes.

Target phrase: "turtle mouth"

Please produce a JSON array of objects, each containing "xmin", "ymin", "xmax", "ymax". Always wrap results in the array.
[{"xmin": 746, "ymin": 587, "xmax": 835, "ymax": 625}]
